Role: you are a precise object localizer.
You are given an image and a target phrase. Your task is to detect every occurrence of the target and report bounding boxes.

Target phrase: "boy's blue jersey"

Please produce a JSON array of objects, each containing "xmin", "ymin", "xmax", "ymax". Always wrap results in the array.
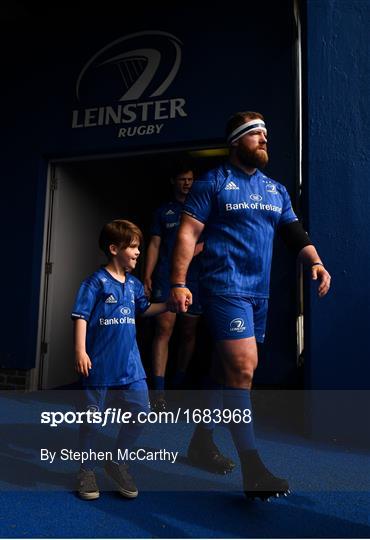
[
  {"xmin": 71, "ymin": 268, "xmax": 150, "ymax": 387},
  {"xmin": 150, "ymin": 199, "xmax": 200, "ymax": 284},
  {"xmin": 183, "ymin": 163, "xmax": 298, "ymax": 298}
]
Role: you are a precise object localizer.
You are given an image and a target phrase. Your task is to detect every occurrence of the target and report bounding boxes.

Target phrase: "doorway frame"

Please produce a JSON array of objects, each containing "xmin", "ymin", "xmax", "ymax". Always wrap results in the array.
[{"xmin": 29, "ymin": 143, "xmax": 229, "ymax": 390}]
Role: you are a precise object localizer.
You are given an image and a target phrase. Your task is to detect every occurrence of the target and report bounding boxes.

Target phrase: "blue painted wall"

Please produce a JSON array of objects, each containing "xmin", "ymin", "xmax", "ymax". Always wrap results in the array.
[
  {"xmin": 304, "ymin": 0, "xmax": 370, "ymax": 443},
  {"xmin": 305, "ymin": 0, "xmax": 370, "ymax": 389}
]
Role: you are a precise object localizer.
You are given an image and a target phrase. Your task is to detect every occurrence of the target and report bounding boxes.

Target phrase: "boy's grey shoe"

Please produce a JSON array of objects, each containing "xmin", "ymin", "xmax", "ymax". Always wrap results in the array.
[
  {"xmin": 104, "ymin": 461, "xmax": 138, "ymax": 498},
  {"xmin": 77, "ymin": 468, "xmax": 100, "ymax": 500}
]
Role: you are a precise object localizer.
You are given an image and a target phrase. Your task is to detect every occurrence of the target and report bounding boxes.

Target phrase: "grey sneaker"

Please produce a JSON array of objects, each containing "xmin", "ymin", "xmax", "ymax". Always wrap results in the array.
[
  {"xmin": 104, "ymin": 461, "xmax": 138, "ymax": 498},
  {"xmin": 77, "ymin": 468, "xmax": 100, "ymax": 500}
]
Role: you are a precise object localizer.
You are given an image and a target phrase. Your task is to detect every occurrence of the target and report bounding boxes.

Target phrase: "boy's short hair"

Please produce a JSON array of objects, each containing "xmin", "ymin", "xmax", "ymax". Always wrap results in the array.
[{"xmin": 99, "ymin": 219, "xmax": 143, "ymax": 258}]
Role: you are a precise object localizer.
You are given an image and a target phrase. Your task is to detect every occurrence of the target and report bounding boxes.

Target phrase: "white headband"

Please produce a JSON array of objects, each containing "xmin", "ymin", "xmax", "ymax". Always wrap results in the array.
[{"xmin": 227, "ymin": 119, "xmax": 267, "ymax": 144}]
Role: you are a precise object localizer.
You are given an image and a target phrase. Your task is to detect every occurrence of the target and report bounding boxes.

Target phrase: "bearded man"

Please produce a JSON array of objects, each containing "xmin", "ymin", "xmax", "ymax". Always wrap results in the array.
[{"xmin": 169, "ymin": 111, "xmax": 331, "ymax": 501}]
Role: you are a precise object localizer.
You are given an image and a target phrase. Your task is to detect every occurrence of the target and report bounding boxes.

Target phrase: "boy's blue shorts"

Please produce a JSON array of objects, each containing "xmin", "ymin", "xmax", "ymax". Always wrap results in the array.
[
  {"xmin": 81, "ymin": 378, "xmax": 150, "ymax": 414},
  {"xmin": 202, "ymin": 295, "xmax": 268, "ymax": 343}
]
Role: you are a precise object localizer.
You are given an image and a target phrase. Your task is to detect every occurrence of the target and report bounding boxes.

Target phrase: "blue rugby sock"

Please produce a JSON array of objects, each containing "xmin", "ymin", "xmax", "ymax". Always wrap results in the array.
[
  {"xmin": 172, "ymin": 370, "xmax": 187, "ymax": 389},
  {"xmin": 115, "ymin": 382, "xmax": 149, "ymax": 461},
  {"xmin": 115, "ymin": 421, "xmax": 145, "ymax": 461},
  {"xmin": 223, "ymin": 386, "xmax": 256, "ymax": 451},
  {"xmin": 79, "ymin": 424, "xmax": 100, "ymax": 470},
  {"xmin": 200, "ymin": 375, "xmax": 223, "ymax": 432}
]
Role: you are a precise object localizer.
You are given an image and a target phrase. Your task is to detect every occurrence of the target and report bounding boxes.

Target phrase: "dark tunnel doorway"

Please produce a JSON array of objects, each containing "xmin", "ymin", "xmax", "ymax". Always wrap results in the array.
[
  {"xmin": 34, "ymin": 147, "xmax": 300, "ymax": 392},
  {"xmin": 35, "ymin": 148, "xmax": 227, "ymax": 389}
]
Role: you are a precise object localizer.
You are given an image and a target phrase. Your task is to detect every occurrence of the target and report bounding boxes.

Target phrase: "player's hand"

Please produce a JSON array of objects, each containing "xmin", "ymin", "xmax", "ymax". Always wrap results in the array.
[
  {"xmin": 144, "ymin": 277, "xmax": 152, "ymax": 298},
  {"xmin": 311, "ymin": 265, "xmax": 331, "ymax": 297},
  {"xmin": 168, "ymin": 287, "xmax": 192, "ymax": 313},
  {"xmin": 75, "ymin": 351, "xmax": 92, "ymax": 377}
]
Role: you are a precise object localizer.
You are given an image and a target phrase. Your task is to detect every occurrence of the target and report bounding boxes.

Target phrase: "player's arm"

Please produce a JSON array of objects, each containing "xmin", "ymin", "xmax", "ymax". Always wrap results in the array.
[
  {"xmin": 73, "ymin": 318, "xmax": 92, "ymax": 377},
  {"xmin": 169, "ymin": 214, "xmax": 205, "ymax": 312},
  {"xmin": 143, "ymin": 235, "xmax": 161, "ymax": 297},
  {"xmin": 279, "ymin": 221, "xmax": 331, "ymax": 297}
]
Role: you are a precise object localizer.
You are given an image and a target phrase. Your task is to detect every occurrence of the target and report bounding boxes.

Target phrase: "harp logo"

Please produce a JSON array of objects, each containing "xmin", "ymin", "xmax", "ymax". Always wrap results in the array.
[
  {"xmin": 72, "ymin": 31, "xmax": 187, "ymax": 138},
  {"xmin": 76, "ymin": 31, "xmax": 182, "ymax": 103}
]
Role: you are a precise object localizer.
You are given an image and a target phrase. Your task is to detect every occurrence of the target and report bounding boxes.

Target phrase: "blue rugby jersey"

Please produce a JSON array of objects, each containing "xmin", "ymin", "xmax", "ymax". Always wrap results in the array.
[
  {"xmin": 150, "ymin": 200, "xmax": 200, "ymax": 285},
  {"xmin": 183, "ymin": 163, "xmax": 298, "ymax": 298},
  {"xmin": 71, "ymin": 267, "xmax": 150, "ymax": 386}
]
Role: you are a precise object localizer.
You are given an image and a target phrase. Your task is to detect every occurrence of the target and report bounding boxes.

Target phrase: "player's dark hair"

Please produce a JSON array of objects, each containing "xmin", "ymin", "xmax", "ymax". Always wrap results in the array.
[
  {"xmin": 170, "ymin": 157, "xmax": 195, "ymax": 179},
  {"xmin": 225, "ymin": 111, "xmax": 264, "ymax": 140},
  {"xmin": 99, "ymin": 219, "xmax": 143, "ymax": 259}
]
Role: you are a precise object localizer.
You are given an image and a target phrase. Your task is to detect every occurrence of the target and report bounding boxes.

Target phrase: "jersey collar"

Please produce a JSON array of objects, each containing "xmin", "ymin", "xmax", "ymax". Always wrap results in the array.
[{"xmin": 225, "ymin": 161, "xmax": 261, "ymax": 180}]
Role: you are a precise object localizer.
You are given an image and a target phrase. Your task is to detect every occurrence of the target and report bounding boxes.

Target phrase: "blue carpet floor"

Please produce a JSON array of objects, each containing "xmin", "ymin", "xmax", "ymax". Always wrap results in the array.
[{"xmin": 0, "ymin": 489, "xmax": 369, "ymax": 538}]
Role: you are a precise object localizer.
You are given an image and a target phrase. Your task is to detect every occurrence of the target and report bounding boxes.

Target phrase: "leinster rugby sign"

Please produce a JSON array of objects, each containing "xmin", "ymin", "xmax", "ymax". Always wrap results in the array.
[{"xmin": 71, "ymin": 31, "xmax": 187, "ymax": 140}]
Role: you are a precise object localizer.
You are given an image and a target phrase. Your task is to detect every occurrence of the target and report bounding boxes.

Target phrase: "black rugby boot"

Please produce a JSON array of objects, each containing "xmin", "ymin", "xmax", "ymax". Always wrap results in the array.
[
  {"xmin": 240, "ymin": 449, "xmax": 290, "ymax": 501},
  {"xmin": 188, "ymin": 426, "xmax": 235, "ymax": 474}
]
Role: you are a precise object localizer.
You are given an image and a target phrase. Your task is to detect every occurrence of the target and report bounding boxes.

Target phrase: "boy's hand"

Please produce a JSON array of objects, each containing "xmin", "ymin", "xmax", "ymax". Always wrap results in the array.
[
  {"xmin": 75, "ymin": 351, "xmax": 92, "ymax": 377},
  {"xmin": 144, "ymin": 277, "xmax": 152, "ymax": 298}
]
